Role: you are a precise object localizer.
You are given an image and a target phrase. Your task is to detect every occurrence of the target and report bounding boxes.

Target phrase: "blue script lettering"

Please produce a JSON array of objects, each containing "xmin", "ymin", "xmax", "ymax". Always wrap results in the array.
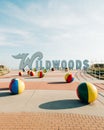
[{"xmin": 12, "ymin": 52, "xmax": 43, "ymax": 70}]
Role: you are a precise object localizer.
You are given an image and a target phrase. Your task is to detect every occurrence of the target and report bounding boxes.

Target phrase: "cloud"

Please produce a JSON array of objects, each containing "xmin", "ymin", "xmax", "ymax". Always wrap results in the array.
[
  {"xmin": 0, "ymin": 0, "xmax": 104, "ymax": 69},
  {"xmin": 0, "ymin": 1, "xmax": 103, "ymax": 30},
  {"xmin": 0, "ymin": 28, "xmax": 32, "ymax": 46},
  {"xmin": 0, "ymin": 0, "xmax": 104, "ymax": 53}
]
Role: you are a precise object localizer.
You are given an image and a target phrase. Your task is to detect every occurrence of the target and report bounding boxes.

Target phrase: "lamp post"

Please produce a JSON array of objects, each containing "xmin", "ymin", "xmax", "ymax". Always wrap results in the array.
[
  {"xmin": 91, "ymin": 60, "xmax": 94, "ymax": 76},
  {"xmin": 96, "ymin": 63, "xmax": 100, "ymax": 79},
  {"xmin": 99, "ymin": 64, "xmax": 100, "ymax": 79}
]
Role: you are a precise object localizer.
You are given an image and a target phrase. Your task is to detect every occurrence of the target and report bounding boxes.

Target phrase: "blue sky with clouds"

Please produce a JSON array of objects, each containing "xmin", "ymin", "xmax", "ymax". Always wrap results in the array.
[{"xmin": 0, "ymin": 0, "xmax": 104, "ymax": 69}]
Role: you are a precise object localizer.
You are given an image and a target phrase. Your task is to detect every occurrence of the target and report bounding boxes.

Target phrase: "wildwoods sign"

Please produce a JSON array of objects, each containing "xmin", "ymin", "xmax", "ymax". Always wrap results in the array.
[{"xmin": 12, "ymin": 52, "xmax": 89, "ymax": 70}]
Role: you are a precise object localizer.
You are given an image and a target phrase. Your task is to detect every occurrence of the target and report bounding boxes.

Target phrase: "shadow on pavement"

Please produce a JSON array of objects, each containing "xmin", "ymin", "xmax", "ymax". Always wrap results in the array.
[
  {"xmin": 0, "ymin": 91, "xmax": 14, "ymax": 97},
  {"xmin": 48, "ymin": 81, "xmax": 67, "ymax": 84},
  {"xmin": 39, "ymin": 99, "xmax": 87, "ymax": 110},
  {"xmin": 25, "ymin": 77, "xmax": 39, "ymax": 79},
  {"xmin": 0, "ymin": 88, "xmax": 9, "ymax": 90}
]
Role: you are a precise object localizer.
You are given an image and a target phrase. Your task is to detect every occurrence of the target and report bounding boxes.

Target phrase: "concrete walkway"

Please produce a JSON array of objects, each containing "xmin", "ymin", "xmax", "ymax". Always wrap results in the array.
[{"xmin": 0, "ymin": 90, "xmax": 104, "ymax": 117}]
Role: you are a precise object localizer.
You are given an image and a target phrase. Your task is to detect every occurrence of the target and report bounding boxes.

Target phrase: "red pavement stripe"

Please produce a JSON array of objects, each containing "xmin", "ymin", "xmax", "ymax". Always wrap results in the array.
[{"xmin": 0, "ymin": 81, "xmax": 79, "ymax": 90}]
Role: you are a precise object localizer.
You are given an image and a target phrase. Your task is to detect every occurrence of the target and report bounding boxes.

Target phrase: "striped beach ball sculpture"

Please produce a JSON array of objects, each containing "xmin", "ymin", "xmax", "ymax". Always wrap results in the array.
[
  {"xmin": 65, "ymin": 73, "xmax": 74, "ymax": 83},
  {"xmin": 65, "ymin": 67, "xmax": 68, "ymax": 72},
  {"xmin": 9, "ymin": 78, "xmax": 25, "ymax": 94},
  {"xmin": 19, "ymin": 71, "xmax": 23, "ymax": 76},
  {"xmin": 43, "ymin": 69, "xmax": 47, "ymax": 73},
  {"xmin": 38, "ymin": 71, "xmax": 44, "ymax": 78},
  {"xmin": 34, "ymin": 68, "xmax": 37, "ymax": 72},
  {"xmin": 27, "ymin": 70, "xmax": 30, "ymax": 75},
  {"xmin": 29, "ymin": 71, "xmax": 35, "ymax": 76},
  {"xmin": 76, "ymin": 82, "xmax": 98, "ymax": 103},
  {"xmin": 51, "ymin": 68, "xmax": 55, "ymax": 71}
]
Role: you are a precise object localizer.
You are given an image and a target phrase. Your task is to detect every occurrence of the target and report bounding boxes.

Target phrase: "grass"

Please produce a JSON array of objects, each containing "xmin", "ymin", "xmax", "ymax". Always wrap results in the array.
[
  {"xmin": 0, "ymin": 67, "xmax": 10, "ymax": 76},
  {"xmin": 0, "ymin": 71, "xmax": 9, "ymax": 76}
]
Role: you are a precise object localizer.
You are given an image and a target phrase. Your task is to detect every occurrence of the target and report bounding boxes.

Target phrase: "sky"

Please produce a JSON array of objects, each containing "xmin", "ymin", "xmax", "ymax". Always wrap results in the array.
[{"xmin": 0, "ymin": 0, "xmax": 104, "ymax": 69}]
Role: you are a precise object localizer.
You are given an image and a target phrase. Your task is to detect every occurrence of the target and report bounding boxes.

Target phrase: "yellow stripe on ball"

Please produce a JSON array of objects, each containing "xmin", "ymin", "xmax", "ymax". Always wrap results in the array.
[
  {"xmin": 18, "ymin": 80, "xmax": 25, "ymax": 94},
  {"xmin": 37, "ymin": 71, "xmax": 40, "ymax": 77},
  {"xmin": 87, "ymin": 82, "xmax": 98, "ymax": 103},
  {"xmin": 65, "ymin": 73, "xmax": 69, "ymax": 81}
]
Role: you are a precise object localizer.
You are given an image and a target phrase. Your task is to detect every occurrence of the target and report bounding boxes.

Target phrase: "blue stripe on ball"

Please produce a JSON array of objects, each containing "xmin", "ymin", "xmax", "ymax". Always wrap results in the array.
[{"xmin": 11, "ymin": 80, "xmax": 18, "ymax": 94}]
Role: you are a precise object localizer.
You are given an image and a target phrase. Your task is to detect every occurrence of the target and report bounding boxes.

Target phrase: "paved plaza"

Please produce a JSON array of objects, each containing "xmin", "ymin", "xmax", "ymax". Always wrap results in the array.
[{"xmin": 0, "ymin": 70, "xmax": 104, "ymax": 129}]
